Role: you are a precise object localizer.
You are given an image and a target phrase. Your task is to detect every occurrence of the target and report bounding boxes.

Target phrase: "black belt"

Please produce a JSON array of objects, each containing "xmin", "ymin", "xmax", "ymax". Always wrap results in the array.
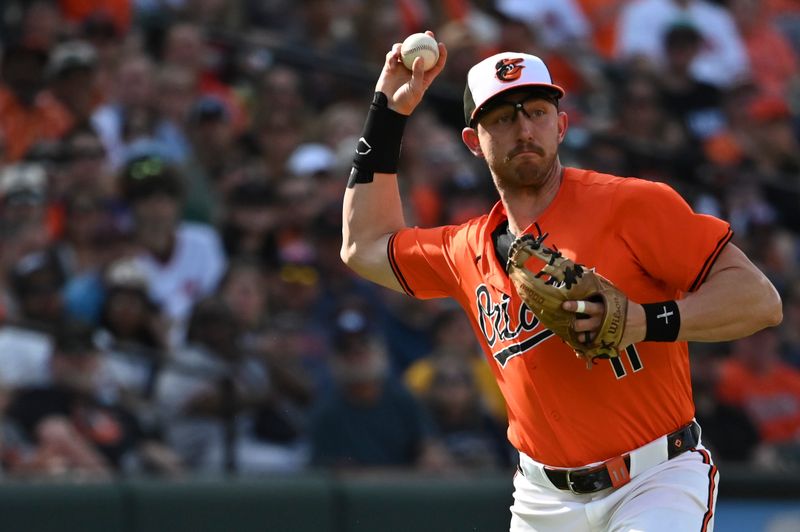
[{"xmin": 529, "ymin": 421, "xmax": 701, "ymax": 495}]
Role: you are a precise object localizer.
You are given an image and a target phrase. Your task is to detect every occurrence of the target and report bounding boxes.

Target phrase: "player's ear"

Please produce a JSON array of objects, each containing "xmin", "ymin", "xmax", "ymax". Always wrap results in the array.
[
  {"xmin": 462, "ymin": 127, "xmax": 483, "ymax": 157},
  {"xmin": 557, "ymin": 111, "xmax": 569, "ymax": 144}
]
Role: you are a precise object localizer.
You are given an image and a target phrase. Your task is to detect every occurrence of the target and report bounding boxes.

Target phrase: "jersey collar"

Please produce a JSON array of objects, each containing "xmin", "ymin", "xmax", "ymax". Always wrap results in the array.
[{"xmin": 478, "ymin": 201, "xmax": 515, "ymax": 295}]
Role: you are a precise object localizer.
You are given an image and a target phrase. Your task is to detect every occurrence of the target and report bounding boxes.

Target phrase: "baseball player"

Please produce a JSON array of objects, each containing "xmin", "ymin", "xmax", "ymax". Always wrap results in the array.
[{"xmin": 341, "ymin": 32, "xmax": 783, "ymax": 531}]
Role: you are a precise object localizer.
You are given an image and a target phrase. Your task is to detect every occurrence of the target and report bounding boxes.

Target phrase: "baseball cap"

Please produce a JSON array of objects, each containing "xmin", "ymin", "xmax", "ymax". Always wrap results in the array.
[
  {"xmin": 105, "ymin": 258, "xmax": 149, "ymax": 291},
  {"xmin": 11, "ymin": 250, "xmax": 65, "ymax": 298},
  {"xmin": 120, "ymin": 154, "xmax": 183, "ymax": 202},
  {"xmin": 0, "ymin": 163, "xmax": 47, "ymax": 205},
  {"xmin": 332, "ymin": 308, "xmax": 371, "ymax": 354},
  {"xmin": 188, "ymin": 95, "xmax": 230, "ymax": 124},
  {"xmin": 464, "ymin": 52, "xmax": 565, "ymax": 126},
  {"xmin": 45, "ymin": 40, "xmax": 97, "ymax": 80},
  {"xmin": 287, "ymin": 143, "xmax": 337, "ymax": 177}
]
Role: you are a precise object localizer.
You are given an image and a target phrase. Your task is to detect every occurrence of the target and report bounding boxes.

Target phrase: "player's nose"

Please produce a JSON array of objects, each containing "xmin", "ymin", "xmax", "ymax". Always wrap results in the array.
[{"xmin": 514, "ymin": 111, "xmax": 538, "ymax": 139}]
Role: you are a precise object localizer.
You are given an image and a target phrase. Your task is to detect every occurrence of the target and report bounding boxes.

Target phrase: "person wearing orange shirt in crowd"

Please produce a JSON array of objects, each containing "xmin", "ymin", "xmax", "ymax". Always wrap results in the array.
[
  {"xmin": 716, "ymin": 327, "xmax": 800, "ymax": 464},
  {"xmin": 341, "ymin": 32, "xmax": 782, "ymax": 531},
  {"xmin": 0, "ymin": 44, "xmax": 72, "ymax": 162}
]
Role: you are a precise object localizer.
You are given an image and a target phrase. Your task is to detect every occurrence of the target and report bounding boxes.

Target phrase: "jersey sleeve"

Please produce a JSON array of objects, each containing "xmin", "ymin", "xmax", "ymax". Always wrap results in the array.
[
  {"xmin": 615, "ymin": 179, "xmax": 733, "ymax": 293},
  {"xmin": 388, "ymin": 225, "xmax": 462, "ymax": 299}
]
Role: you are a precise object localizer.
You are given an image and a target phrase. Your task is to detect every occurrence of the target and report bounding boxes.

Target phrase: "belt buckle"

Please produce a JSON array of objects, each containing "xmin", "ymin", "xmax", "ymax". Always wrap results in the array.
[{"xmin": 564, "ymin": 469, "xmax": 582, "ymax": 495}]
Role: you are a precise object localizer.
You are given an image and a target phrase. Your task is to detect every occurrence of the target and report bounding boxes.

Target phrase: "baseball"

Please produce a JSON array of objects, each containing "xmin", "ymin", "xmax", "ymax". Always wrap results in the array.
[{"xmin": 400, "ymin": 33, "xmax": 439, "ymax": 72}]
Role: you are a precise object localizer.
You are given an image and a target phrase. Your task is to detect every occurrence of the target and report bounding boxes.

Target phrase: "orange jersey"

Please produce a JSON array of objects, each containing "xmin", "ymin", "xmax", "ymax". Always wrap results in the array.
[
  {"xmin": 0, "ymin": 87, "xmax": 73, "ymax": 162},
  {"xmin": 389, "ymin": 168, "xmax": 732, "ymax": 467}
]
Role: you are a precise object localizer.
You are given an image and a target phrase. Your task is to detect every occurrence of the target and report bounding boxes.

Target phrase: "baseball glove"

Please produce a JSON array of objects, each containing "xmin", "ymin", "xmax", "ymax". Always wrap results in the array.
[{"xmin": 506, "ymin": 233, "xmax": 628, "ymax": 367}]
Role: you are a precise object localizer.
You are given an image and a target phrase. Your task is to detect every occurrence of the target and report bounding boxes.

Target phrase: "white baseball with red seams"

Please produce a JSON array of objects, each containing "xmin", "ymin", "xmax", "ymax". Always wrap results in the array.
[{"xmin": 400, "ymin": 33, "xmax": 439, "ymax": 71}]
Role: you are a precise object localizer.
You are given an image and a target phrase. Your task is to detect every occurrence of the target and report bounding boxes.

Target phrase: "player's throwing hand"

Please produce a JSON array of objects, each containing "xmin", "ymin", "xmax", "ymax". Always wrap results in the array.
[{"xmin": 375, "ymin": 31, "xmax": 447, "ymax": 116}]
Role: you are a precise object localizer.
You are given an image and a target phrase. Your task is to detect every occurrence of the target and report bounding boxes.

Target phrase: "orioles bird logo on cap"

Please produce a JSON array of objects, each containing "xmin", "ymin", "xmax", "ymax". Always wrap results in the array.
[{"xmin": 495, "ymin": 58, "xmax": 525, "ymax": 82}]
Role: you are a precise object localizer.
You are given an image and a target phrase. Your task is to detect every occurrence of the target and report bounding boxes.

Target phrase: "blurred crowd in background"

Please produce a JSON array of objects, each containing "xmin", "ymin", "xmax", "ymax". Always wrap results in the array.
[{"xmin": 0, "ymin": 0, "xmax": 798, "ymax": 480}]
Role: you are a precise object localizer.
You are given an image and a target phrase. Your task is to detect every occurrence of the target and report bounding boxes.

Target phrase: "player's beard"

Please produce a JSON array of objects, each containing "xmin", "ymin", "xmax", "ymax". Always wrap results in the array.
[{"xmin": 492, "ymin": 142, "xmax": 559, "ymax": 193}]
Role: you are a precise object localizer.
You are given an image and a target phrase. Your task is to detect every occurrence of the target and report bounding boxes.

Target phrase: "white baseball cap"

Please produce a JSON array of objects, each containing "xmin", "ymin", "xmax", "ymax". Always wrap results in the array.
[{"xmin": 463, "ymin": 52, "xmax": 565, "ymax": 126}]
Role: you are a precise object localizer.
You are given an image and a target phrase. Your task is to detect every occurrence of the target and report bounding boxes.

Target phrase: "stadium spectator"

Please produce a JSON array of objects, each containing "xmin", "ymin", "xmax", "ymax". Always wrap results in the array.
[
  {"xmin": 218, "ymin": 257, "xmax": 271, "ymax": 344},
  {"xmin": 616, "ymin": 0, "xmax": 750, "ymax": 87},
  {"xmin": 0, "ymin": 250, "xmax": 64, "ymax": 389},
  {"xmin": 120, "ymin": 154, "xmax": 226, "ymax": 346},
  {"xmin": 8, "ymin": 249, "xmax": 66, "ymax": 332},
  {"xmin": 744, "ymin": 97, "xmax": 800, "ymax": 231},
  {"xmin": 5, "ymin": 320, "xmax": 182, "ymax": 476},
  {"xmin": 219, "ymin": 181, "xmax": 280, "ymax": 267},
  {"xmin": 0, "ymin": 43, "xmax": 72, "ymax": 162},
  {"xmin": 219, "ymin": 258, "xmax": 316, "ymax": 452},
  {"xmin": 716, "ymin": 327, "xmax": 800, "ymax": 468},
  {"xmin": 44, "ymin": 40, "xmax": 100, "ymax": 129},
  {"xmin": 309, "ymin": 308, "xmax": 451, "ymax": 471},
  {"xmin": 55, "ymin": 127, "xmax": 114, "ymax": 199},
  {"xmin": 92, "ymin": 53, "xmax": 188, "ymax": 168},
  {"xmin": 495, "ymin": 0, "xmax": 592, "ymax": 50},
  {"xmin": 405, "ymin": 308, "xmax": 506, "ymax": 423},
  {"xmin": 0, "ymin": 162, "xmax": 50, "ymax": 240},
  {"xmin": 657, "ymin": 22, "xmax": 725, "ymax": 141},
  {"xmin": 182, "ymin": 95, "xmax": 245, "ymax": 223},
  {"xmin": 77, "ymin": 12, "xmax": 125, "ymax": 98},
  {"xmin": 93, "ymin": 257, "xmax": 169, "ymax": 428},
  {"xmin": 421, "ymin": 355, "xmax": 513, "ymax": 471},
  {"xmin": 691, "ymin": 344, "xmax": 761, "ymax": 463},
  {"xmin": 15, "ymin": 1, "xmax": 64, "ymax": 51},
  {"xmin": 56, "ymin": 190, "xmax": 121, "ymax": 323},
  {"xmin": 253, "ymin": 110, "xmax": 305, "ymax": 183},
  {"xmin": 161, "ymin": 22, "xmax": 247, "ymax": 133},
  {"xmin": 254, "ymin": 66, "xmax": 309, "ymax": 131},
  {"xmin": 605, "ymin": 73, "xmax": 695, "ymax": 184},
  {"xmin": 155, "ymin": 297, "xmax": 308, "ymax": 473}
]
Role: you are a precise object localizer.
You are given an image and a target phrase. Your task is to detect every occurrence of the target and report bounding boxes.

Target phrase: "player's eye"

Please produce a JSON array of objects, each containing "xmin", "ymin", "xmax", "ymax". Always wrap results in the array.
[
  {"xmin": 521, "ymin": 101, "xmax": 547, "ymax": 118},
  {"xmin": 496, "ymin": 111, "xmax": 515, "ymax": 124},
  {"xmin": 483, "ymin": 104, "xmax": 516, "ymax": 127}
]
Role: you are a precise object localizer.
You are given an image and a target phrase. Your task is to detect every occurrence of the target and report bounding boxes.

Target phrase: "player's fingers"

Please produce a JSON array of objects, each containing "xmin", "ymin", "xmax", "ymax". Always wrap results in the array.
[
  {"xmin": 385, "ymin": 43, "xmax": 402, "ymax": 68},
  {"xmin": 419, "ymin": 39, "xmax": 447, "ymax": 87},
  {"xmin": 407, "ymin": 55, "xmax": 426, "ymax": 92},
  {"xmin": 413, "ymin": 55, "xmax": 425, "ymax": 76},
  {"xmin": 572, "ymin": 315, "xmax": 601, "ymax": 332},
  {"xmin": 427, "ymin": 41, "xmax": 447, "ymax": 75},
  {"xmin": 563, "ymin": 300, "xmax": 602, "ymax": 316}
]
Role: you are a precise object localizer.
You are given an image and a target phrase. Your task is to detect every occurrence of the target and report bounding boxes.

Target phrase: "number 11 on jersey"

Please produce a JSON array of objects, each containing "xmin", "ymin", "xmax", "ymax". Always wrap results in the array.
[{"xmin": 611, "ymin": 345, "xmax": 643, "ymax": 379}]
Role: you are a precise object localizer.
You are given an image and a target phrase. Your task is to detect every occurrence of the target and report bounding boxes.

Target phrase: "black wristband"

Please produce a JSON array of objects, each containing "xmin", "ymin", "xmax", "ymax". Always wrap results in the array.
[
  {"xmin": 347, "ymin": 91, "xmax": 408, "ymax": 188},
  {"xmin": 642, "ymin": 301, "xmax": 681, "ymax": 342}
]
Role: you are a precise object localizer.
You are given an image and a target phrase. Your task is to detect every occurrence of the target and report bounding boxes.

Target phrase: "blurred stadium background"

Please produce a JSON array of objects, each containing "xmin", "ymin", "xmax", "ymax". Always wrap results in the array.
[{"xmin": 0, "ymin": 0, "xmax": 799, "ymax": 530}]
